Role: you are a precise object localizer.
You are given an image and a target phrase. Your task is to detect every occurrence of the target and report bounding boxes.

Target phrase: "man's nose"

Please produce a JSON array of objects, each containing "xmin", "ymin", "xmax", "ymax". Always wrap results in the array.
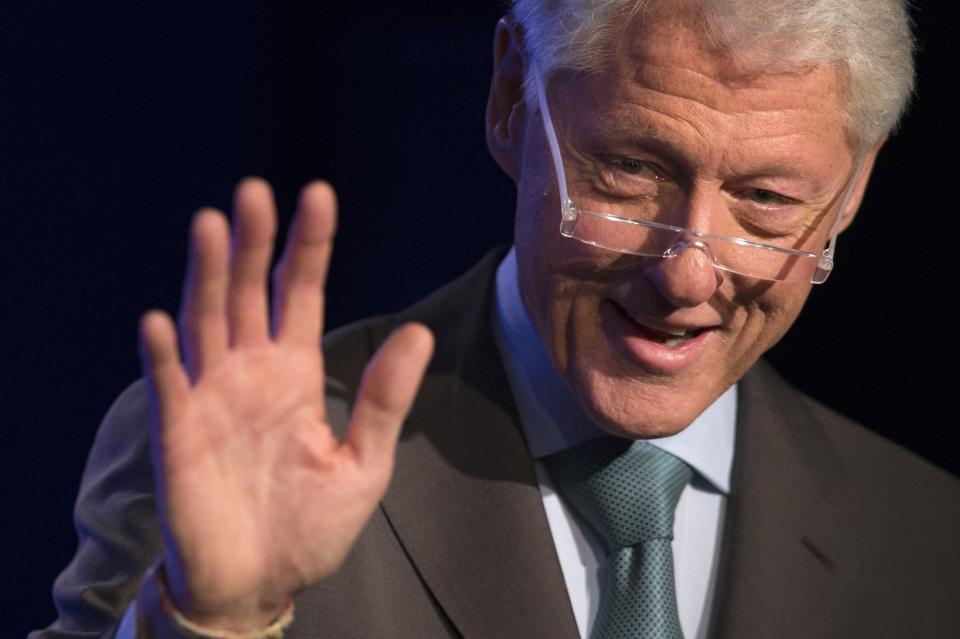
[{"xmin": 643, "ymin": 240, "xmax": 723, "ymax": 307}]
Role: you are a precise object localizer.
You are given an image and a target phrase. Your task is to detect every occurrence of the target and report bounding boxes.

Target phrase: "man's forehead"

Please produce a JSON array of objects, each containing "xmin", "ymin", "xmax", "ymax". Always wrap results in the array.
[
  {"xmin": 609, "ymin": 8, "xmax": 847, "ymax": 116},
  {"xmin": 546, "ymin": 13, "xmax": 854, "ymax": 186}
]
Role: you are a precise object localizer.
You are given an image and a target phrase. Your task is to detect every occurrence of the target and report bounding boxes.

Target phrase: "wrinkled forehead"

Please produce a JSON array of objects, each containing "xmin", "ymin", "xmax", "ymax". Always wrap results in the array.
[
  {"xmin": 548, "ymin": 7, "xmax": 853, "ymax": 159},
  {"xmin": 619, "ymin": 7, "xmax": 847, "ymax": 112},
  {"xmin": 539, "ymin": 10, "xmax": 857, "ymax": 184}
]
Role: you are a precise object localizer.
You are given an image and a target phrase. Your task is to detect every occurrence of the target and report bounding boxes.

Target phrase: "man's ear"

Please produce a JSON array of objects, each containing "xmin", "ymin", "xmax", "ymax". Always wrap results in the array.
[
  {"xmin": 837, "ymin": 136, "xmax": 886, "ymax": 233},
  {"xmin": 485, "ymin": 17, "xmax": 528, "ymax": 183}
]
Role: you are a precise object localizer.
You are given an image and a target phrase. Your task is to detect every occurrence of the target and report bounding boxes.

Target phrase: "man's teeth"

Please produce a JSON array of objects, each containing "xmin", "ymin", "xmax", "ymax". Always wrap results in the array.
[
  {"xmin": 623, "ymin": 308, "xmax": 703, "ymax": 346},
  {"xmin": 655, "ymin": 328, "xmax": 706, "ymax": 347},
  {"xmin": 662, "ymin": 334, "xmax": 692, "ymax": 348}
]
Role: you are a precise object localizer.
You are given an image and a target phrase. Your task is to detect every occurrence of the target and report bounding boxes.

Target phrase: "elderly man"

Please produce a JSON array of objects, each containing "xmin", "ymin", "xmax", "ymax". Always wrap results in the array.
[{"xmin": 34, "ymin": 0, "xmax": 960, "ymax": 638}]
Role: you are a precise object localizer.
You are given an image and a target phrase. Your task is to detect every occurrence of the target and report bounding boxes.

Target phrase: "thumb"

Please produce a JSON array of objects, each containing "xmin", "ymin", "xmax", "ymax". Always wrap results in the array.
[{"xmin": 346, "ymin": 323, "xmax": 434, "ymax": 466}]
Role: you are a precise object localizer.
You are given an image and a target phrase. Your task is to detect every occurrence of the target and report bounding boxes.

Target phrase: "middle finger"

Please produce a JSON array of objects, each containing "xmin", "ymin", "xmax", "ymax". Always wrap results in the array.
[{"xmin": 227, "ymin": 177, "xmax": 277, "ymax": 347}]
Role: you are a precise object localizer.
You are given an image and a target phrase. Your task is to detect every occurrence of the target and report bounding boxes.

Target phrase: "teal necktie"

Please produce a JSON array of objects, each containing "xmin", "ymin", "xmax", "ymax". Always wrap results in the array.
[{"xmin": 545, "ymin": 437, "xmax": 692, "ymax": 639}]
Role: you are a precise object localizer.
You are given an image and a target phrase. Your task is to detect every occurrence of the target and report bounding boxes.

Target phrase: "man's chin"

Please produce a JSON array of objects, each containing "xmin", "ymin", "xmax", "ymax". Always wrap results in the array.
[
  {"xmin": 573, "ymin": 380, "xmax": 707, "ymax": 440},
  {"xmin": 572, "ymin": 390, "xmax": 706, "ymax": 439}
]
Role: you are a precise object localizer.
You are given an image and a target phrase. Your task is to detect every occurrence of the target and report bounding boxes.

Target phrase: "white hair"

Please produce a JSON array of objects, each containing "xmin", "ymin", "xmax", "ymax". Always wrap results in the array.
[{"xmin": 511, "ymin": 0, "xmax": 915, "ymax": 147}]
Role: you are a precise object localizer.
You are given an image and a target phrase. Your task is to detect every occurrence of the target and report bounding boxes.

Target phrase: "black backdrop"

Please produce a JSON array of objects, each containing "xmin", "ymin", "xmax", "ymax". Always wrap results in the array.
[{"xmin": 4, "ymin": 2, "xmax": 958, "ymax": 634}]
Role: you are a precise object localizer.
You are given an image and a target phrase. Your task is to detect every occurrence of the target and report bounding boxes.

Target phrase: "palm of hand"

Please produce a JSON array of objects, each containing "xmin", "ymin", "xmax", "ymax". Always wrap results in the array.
[
  {"xmin": 140, "ymin": 179, "xmax": 433, "ymax": 628},
  {"xmin": 162, "ymin": 347, "xmax": 358, "ymax": 609}
]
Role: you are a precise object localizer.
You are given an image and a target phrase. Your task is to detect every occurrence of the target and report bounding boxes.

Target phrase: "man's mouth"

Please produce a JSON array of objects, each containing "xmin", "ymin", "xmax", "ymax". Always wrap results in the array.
[
  {"xmin": 612, "ymin": 302, "xmax": 709, "ymax": 349},
  {"xmin": 636, "ymin": 323, "xmax": 704, "ymax": 348},
  {"xmin": 599, "ymin": 300, "xmax": 716, "ymax": 374}
]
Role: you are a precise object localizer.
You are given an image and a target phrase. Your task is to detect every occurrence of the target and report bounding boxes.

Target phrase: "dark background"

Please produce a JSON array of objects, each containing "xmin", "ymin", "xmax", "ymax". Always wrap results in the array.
[{"xmin": 3, "ymin": 2, "xmax": 957, "ymax": 634}]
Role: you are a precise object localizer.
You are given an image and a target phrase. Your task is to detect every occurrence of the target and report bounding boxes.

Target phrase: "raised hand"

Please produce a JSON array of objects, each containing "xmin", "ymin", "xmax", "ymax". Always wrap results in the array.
[{"xmin": 138, "ymin": 178, "xmax": 434, "ymax": 631}]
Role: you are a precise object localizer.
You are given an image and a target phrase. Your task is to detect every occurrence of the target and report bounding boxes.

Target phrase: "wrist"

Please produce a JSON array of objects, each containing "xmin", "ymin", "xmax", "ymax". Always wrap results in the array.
[{"xmin": 136, "ymin": 561, "xmax": 294, "ymax": 639}]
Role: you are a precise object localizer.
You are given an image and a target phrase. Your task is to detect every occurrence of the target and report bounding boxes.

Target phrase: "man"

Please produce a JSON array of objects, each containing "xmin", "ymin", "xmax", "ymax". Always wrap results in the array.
[{"xmin": 34, "ymin": 0, "xmax": 960, "ymax": 638}]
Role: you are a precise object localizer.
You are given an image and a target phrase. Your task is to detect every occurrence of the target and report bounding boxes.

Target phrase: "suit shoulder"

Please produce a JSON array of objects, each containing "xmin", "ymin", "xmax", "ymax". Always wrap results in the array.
[
  {"xmin": 797, "ymin": 392, "xmax": 960, "ymax": 631},
  {"xmin": 321, "ymin": 244, "xmax": 509, "ymax": 392},
  {"xmin": 798, "ymin": 390, "xmax": 960, "ymax": 498},
  {"xmin": 743, "ymin": 360, "xmax": 960, "ymax": 542},
  {"xmin": 323, "ymin": 314, "xmax": 394, "ymax": 387},
  {"xmin": 747, "ymin": 359, "xmax": 959, "ymax": 498},
  {"xmin": 793, "ymin": 386, "xmax": 960, "ymax": 582}
]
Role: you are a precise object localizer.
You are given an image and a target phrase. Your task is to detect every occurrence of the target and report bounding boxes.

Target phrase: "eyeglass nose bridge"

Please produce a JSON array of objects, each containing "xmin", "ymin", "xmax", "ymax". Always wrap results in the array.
[{"xmin": 660, "ymin": 238, "xmax": 720, "ymax": 267}]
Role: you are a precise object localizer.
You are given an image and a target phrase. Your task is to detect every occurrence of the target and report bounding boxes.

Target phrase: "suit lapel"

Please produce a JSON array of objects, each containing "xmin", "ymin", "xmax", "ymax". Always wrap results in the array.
[
  {"xmin": 711, "ymin": 360, "xmax": 852, "ymax": 639},
  {"xmin": 381, "ymin": 248, "xmax": 581, "ymax": 639}
]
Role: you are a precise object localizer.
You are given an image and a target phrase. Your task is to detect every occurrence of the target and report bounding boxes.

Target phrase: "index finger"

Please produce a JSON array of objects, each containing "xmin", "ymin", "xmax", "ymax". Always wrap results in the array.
[{"xmin": 272, "ymin": 181, "xmax": 337, "ymax": 346}]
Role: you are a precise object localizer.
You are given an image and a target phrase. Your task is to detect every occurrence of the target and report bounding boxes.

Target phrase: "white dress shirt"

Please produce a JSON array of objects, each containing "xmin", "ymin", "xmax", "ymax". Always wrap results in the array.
[{"xmin": 491, "ymin": 247, "xmax": 736, "ymax": 639}]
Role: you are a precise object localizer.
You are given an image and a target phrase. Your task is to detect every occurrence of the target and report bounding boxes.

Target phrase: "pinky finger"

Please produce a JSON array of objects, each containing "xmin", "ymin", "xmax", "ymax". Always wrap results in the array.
[{"xmin": 139, "ymin": 310, "xmax": 190, "ymax": 427}]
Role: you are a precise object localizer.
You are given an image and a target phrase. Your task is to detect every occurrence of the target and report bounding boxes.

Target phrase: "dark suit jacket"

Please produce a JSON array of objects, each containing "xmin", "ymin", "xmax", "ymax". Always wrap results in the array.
[{"xmin": 33, "ymin": 248, "xmax": 960, "ymax": 638}]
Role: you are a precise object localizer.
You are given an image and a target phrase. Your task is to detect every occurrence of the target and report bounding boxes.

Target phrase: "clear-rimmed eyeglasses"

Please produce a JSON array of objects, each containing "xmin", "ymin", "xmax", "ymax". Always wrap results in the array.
[{"xmin": 532, "ymin": 63, "xmax": 866, "ymax": 284}]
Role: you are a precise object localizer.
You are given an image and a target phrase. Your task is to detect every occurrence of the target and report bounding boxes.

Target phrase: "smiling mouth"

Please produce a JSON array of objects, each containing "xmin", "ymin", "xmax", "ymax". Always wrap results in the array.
[
  {"xmin": 611, "ymin": 302, "xmax": 709, "ymax": 348},
  {"xmin": 640, "ymin": 324, "xmax": 706, "ymax": 348}
]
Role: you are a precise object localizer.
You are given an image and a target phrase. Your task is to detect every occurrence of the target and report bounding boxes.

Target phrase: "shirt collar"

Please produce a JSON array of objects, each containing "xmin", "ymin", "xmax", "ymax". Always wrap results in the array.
[{"xmin": 491, "ymin": 247, "xmax": 736, "ymax": 495}]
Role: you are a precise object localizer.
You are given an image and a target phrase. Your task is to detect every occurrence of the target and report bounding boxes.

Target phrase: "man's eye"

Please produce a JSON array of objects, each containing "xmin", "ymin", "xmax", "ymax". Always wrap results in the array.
[
  {"xmin": 615, "ymin": 158, "xmax": 662, "ymax": 179},
  {"xmin": 741, "ymin": 188, "xmax": 796, "ymax": 206}
]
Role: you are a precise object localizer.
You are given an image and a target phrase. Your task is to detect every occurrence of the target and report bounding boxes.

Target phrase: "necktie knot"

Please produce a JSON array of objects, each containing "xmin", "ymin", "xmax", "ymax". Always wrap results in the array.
[{"xmin": 545, "ymin": 437, "xmax": 692, "ymax": 550}]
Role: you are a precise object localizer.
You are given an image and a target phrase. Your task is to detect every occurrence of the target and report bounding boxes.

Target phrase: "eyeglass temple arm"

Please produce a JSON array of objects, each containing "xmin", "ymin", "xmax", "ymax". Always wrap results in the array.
[
  {"xmin": 533, "ymin": 62, "xmax": 578, "ymax": 234},
  {"xmin": 813, "ymin": 151, "xmax": 868, "ymax": 283}
]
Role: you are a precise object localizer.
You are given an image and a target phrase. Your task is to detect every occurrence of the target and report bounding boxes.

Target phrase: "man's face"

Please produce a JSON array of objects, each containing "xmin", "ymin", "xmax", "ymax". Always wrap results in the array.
[{"xmin": 499, "ymin": 10, "xmax": 875, "ymax": 438}]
